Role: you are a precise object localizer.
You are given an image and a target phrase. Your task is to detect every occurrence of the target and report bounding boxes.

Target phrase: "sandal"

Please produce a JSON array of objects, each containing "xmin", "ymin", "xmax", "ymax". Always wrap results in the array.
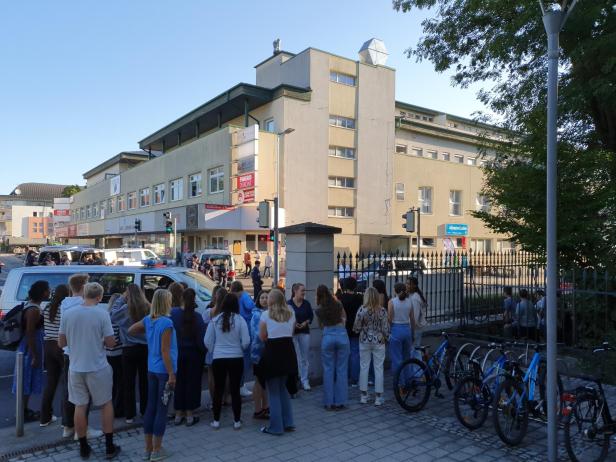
[{"xmin": 185, "ymin": 416, "xmax": 199, "ymax": 427}]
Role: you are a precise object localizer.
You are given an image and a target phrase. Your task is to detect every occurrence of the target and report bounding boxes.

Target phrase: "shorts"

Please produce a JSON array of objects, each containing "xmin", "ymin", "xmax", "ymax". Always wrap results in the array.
[{"xmin": 68, "ymin": 365, "xmax": 113, "ymax": 407}]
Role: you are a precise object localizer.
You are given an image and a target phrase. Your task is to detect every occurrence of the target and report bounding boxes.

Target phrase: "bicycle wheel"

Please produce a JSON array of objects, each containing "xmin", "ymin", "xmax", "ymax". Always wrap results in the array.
[
  {"xmin": 537, "ymin": 362, "xmax": 564, "ymax": 418},
  {"xmin": 453, "ymin": 375, "xmax": 491, "ymax": 430},
  {"xmin": 453, "ymin": 343, "xmax": 474, "ymax": 379},
  {"xmin": 493, "ymin": 377, "xmax": 529, "ymax": 446},
  {"xmin": 564, "ymin": 392, "xmax": 610, "ymax": 462},
  {"xmin": 444, "ymin": 349, "xmax": 465, "ymax": 390},
  {"xmin": 394, "ymin": 358, "xmax": 431, "ymax": 412}
]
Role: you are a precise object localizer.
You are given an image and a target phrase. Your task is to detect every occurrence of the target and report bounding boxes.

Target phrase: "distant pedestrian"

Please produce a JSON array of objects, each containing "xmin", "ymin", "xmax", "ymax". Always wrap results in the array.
[
  {"xmin": 128, "ymin": 289, "xmax": 178, "ymax": 462},
  {"xmin": 407, "ymin": 277, "xmax": 428, "ymax": 348},
  {"xmin": 251, "ymin": 261, "xmax": 263, "ymax": 300},
  {"xmin": 204, "ymin": 293, "xmax": 251, "ymax": 429},
  {"xmin": 40, "ymin": 284, "xmax": 69, "ymax": 426},
  {"xmin": 25, "ymin": 250, "xmax": 37, "ymax": 266},
  {"xmin": 536, "ymin": 290, "xmax": 546, "ymax": 339},
  {"xmin": 388, "ymin": 283, "xmax": 413, "ymax": 386},
  {"xmin": 13, "ymin": 280, "xmax": 48, "ymax": 423},
  {"xmin": 171, "ymin": 288, "xmax": 206, "ymax": 426},
  {"xmin": 111, "ymin": 284, "xmax": 150, "ymax": 424},
  {"xmin": 288, "ymin": 283, "xmax": 313, "ymax": 391},
  {"xmin": 168, "ymin": 283, "xmax": 184, "ymax": 311},
  {"xmin": 250, "ymin": 290, "xmax": 269, "ymax": 420},
  {"xmin": 258, "ymin": 289, "xmax": 297, "ymax": 435},
  {"xmin": 353, "ymin": 287, "xmax": 390, "ymax": 406},
  {"xmin": 516, "ymin": 289, "xmax": 538, "ymax": 340},
  {"xmin": 338, "ymin": 278, "xmax": 363, "ymax": 387},
  {"xmin": 58, "ymin": 282, "xmax": 120, "ymax": 460},
  {"xmin": 217, "ymin": 260, "xmax": 228, "ymax": 287},
  {"xmin": 105, "ymin": 293, "xmax": 124, "ymax": 419},
  {"xmin": 502, "ymin": 286, "xmax": 515, "ymax": 338},
  {"xmin": 243, "ymin": 251, "xmax": 252, "ymax": 277},
  {"xmin": 230, "ymin": 281, "xmax": 255, "ymax": 397},
  {"xmin": 263, "ymin": 253, "xmax": 272, "ymax": 278},
  {"xmin": 315, "ymin": 285, "xmax": 349, "ymax": 410}
]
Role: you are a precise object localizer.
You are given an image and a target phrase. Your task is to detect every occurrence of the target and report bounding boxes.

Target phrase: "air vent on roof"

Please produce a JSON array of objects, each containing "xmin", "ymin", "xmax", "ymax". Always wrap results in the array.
[{"xmin": 358, "ymin": 38, "xmax": 388, "ymax": 65}]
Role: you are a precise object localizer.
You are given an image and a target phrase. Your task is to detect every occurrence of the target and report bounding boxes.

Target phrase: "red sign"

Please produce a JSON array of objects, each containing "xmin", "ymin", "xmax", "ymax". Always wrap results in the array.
[
  {"xmin": 243, "ymin": 188, "xmax": 255, "ymax": 203},
  {"xmin": 205, "ymin": 204, "xmax": 233, "ymax": 210},
  {"xmin": 236, "ymin": 172, "xmax": 255, "ymax": 190},
  {"xmin": 53, "ymin": 209, "xmax": 70, "ymax": 216}
]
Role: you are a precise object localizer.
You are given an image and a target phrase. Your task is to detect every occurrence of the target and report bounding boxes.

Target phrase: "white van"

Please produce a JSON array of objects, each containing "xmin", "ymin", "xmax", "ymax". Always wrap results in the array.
[
  {"xmin": 37, "ymin": 246, "xmax": 105, "ymax": 265},
  {"xmin": 104, "ymin": 248, "xmax": 161, "ymax": 267},
  {"xmin": 0, "ymin": 265, "xmax": 216, "ymax": 318}
]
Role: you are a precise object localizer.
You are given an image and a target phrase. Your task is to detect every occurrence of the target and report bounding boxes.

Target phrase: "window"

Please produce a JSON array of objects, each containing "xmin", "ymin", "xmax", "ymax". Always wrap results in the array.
[
  {"xmin": 395, "ymin": 183, "xmax": 405, "ymax": 201},
  {"xmin": 411, "ymin": 237, "xmax": 436, "ymax": 248},
  {"xmin": 92, "ymin": 202, "xmax": 98, "ymax": 217},
  {"xmin": 329, "ymin": 71, "xmax": 356, "ymax": 86},
  {"xmin": 418, "ymin": 187, "xmax": 433, "ymax": 214},
  {"xmin": 127, "ymin": 192, "xmax": 137, "ymax": 210},
  {"xmin": 328, "ymin": 146, "xmax": 356, "ymax": 159},
  {"xmin": 329, "ymin": 115, "xmax": 355, "ymax": 129},
  {"xmin": 86, "ymin": 205, "xmax": 91, "ymax": 218},
  {"xmin": 497, "ymin": 240, "xmax": 515, "ymax": 252},
  {"xmin": 395, "ymin": 144, "xmax": 408, "ymax": 154},
  {"xmin": 454, "ymin": 155, "xmax": 464, "ymax": 164},
  {"xmin": 208, "ymin": 167, "xmax": 224, "ymax": 194},
  {"xmin": 33, "ymin": 212, "xmax": 38, "ymax": 217},
  {"xmin": 449, "ymin": 190, "xmax": 462, "ymax": 216},
  {"xmin": 264, "ymin": 118, "xmax": 275, "ymax": 133},
  {"xmin": 328, "ymin": 176, "xmax": 355, "ymax": 188},
  {"xmin": 476, "ymin": 194, "xmax": 490, "ymax": 212},
  {"xmin": 467, "ymin": 157, "xmax": 477, "ymax": 166},
  {"xmin": 109, "ymin": 197, "xmax": 116, "ymax": 214},
  {"xmin": 32, "ymin": 224, "xmax": 38, "ymax": 233},
  {"xmin": 154, "ymin": 183, "xmax": 165, "ymax": 204},
  {"xmin": 211, "ymin": 236, "xmax": 224, "ymax": 249},
  {"xmin": 139, "ymin": 188, "xmax": 150, "ymax": 207},
  {"xmin": 328, "ymin": 207, "xmax": 354, "ymax": 218},
  {"xmin": 189, "ymin": 173, "xmax": 202, "ymax": 197},
  {"xmin": 170, "ymin": 178, "xmax": 184, "ymax": 201},
  {"xmin": 471, "ymin": 239, "xmax": 492, "ymax": 253},
  {"xmin": 79, "ymin": 207, "xmax": 84, "ymax": 220},
  {"xmin": 118, "ymin": 195, "xmax": 126, "ymax": 212},
  {"xmin": 412, "ymin": 147, "xmax": 423, "ymax": 157},
  {"xmin": 246, "ymin": 234, "xmax": 256, "ymax": 251},
  {"xmin": 428, "ymin": 150, "xmax": 438, "ymax": 160},
  {"xmin": 442, "ymin": 152, "xmax": 450, "ymax": 161},
  {"xmin": 99, "ymin": 201, "xmax": 106, "ymax": 217}
]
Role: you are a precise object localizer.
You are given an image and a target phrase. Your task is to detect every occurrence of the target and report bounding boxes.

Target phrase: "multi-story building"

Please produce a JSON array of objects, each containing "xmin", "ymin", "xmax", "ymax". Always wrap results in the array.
[{"xmin": 69, "ymin": 39, "xmax": 509, "ymax": 259}]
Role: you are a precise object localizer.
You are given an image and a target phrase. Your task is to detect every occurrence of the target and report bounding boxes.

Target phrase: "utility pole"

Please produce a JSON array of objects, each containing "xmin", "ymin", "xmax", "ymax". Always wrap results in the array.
[{"xmin": 273, "ymin": 197, "xmax": 279, "ymax": 284}]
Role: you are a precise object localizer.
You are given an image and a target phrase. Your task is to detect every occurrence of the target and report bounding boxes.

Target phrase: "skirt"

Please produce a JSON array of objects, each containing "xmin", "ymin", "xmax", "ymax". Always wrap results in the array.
[{"xmin": 12, "ymin": 328, "xmax": 44, "ymax": 396}]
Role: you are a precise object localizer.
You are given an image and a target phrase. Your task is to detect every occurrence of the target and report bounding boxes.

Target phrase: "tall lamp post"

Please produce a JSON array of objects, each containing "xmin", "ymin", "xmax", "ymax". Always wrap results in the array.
[
  {"xmin": 539, "ymin": 2, "xmax": 577, "ymax": 460},
  {"xmin": 274, "ymin": 128, "xmax": 295, "ymax": 284}
]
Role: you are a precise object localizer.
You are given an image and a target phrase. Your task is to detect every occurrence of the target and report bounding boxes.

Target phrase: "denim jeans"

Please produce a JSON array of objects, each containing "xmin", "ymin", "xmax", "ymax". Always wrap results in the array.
[
  {"xmin": 266, "ymin": 375, "xmax": 294, "ymax": 434},
  {"xmin": 348, "ymin": 337, "xmax": 360, "ymax": 384},
  {"xmin": 292, "ymin": 334, "xmax": 310, "ymax": 385},
  {"xmin": 321, "ymin": 326, "xmax": 350, "ymax": 406},
  {"xmin": 389, "ymin": 324, "xmax": 412, "ymax": 385},
  {"xmin": 143, "ymin": 372, "xmax": 169, "ymax": 437}
]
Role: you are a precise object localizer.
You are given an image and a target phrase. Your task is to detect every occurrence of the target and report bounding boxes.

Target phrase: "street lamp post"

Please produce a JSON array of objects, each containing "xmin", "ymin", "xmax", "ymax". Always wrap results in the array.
[{"xmin": 274, "ymin": 128, "xmax": 295, "ymax": 285}]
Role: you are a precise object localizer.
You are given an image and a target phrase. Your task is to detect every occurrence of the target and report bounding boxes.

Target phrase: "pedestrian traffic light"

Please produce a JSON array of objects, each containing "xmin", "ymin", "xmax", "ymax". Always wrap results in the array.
[
  {"xmin": 402, "ymin": 210, "xmax": 415, "ymax": 233},
  {"xmin": 269, "ymin": 229, "xmax": 275, "ymax": 241},
  {"xmin": 163, "ymin": 212, "xmax": 173, "ymax": 233},
  {"xmin": 134, "ymin": 219, "xmax": 142, "ymax": 232},
  {"xmin": 256, "ymin": 201, "xmax": 270, "ymax": 228}
]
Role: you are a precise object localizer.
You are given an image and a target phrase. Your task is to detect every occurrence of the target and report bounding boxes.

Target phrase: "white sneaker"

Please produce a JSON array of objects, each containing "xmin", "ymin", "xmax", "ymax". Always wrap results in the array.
[
  {"xmin": 302, "ymin": 382, "xmax": 311, "ymax": 391},
  {"xmin": 74, "ymin": 428, "xmax": 103, "ymax": 441},
  {"xmin": 210, "ymin": 420, "xmax": 220, "ymax": 429},
  {"xmin": 375, "ymin": 396, "xmax": 385, "ymax": 406},
  {"xmin": 40, "ymin": 415, "xmax": 58, "ymax": 427},
  {"xmin": 233, "ymin": 421, "xmax": 242, "ymax": 430},
  {"xmin": 360, "ymin": 394, "xmax": 369, "ymax": 404},
  {"xmin": 62, "ymin": 426, "xmax": 74, "ymax": 438},
  {"xmin": 239, "ymin": 386, "xmax": 252, "ymax": 397}
]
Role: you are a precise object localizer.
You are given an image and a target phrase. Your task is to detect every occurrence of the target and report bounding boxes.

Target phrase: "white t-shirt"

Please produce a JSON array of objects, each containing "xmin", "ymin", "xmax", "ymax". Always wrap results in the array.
[{"xmin": 260, "ymin": 310, "xmax": 295, "ymax": 339}]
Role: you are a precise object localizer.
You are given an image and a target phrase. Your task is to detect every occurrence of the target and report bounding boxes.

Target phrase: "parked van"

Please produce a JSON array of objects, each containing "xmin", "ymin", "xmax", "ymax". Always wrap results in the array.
[
  {"xmin": 198, "ymin": 249, "xmax": 237, "ymax": 283},
  {"xmin": 0, "ymin": 265, "xmax": 216, "ymax": 318},
  {"xmin": 37, "ymin": 246, "xmax": 105, "ymax": 265},
  {"xmin": 104, "ymin": 248, "xmax": 161, "ymax": 267}
]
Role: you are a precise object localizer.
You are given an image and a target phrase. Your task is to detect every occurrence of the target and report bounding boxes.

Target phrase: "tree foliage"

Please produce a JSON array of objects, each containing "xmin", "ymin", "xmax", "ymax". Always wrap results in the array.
[
  {"xmin": 394, "ymin": 0, "xmax": 616, "ymax": 268},
  {"xmin": 61, "ymin": 185, "xmax": 81, "ymax": 198}
]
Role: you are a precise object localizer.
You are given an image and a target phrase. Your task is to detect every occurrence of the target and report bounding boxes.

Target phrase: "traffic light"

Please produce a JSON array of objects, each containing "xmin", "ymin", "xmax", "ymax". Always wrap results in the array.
[
  {"xmin": 134, "ymin": 219, "xmax": 142, "ymax": 232},
  {"xmin": 269, "ymin": 229, "xmax": 275, "ymax": 241},
  {"xmin": 402, "ymin": 210, "xmax": 415, "ymax": 233},
  {"xmin": 163, "ymin": 212, "xmax": 173, "ymax": 233},
  {"xmin": 256, "ymin": 200, "xmax": 270, "ymax": 228}
]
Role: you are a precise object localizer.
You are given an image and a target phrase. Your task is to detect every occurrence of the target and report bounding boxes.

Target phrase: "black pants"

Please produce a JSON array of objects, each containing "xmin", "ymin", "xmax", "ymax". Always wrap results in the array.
[
  {"xmin": 122, "ymin": 344, "xmax": 148, "ymax": 419},
  {"xmin": 107, "ymin": 355, "xmax": 124, "ymax": 417},
  {"xmin": 263, "ymin": 266, "xmax": 271, "ymax": 278},
  {"xmin": 253, "ymin": 283, "xmax": 262, "ymax": 301},
  {"xmin": 62, "ymin": 354, "xmax": 74, "ymax": 427},
  {"xmin": 174, "ymin": 347, "xmax": 204, "ymax": 412},
  {"xmin": 211, "ymin": 358, "xmax": 243, "ymax": 422},
  {"xmin": 41, "ymin": 340, "xmax": 63, "ymax": 424},
  {"xmin": 244, "ymin": 264, "xmax": 252, "ymax": 276}
]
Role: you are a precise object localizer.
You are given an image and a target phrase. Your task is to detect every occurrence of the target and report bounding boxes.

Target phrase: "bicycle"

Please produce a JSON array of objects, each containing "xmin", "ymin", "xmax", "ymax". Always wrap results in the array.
[
  {"xmin": 453, "ymin": 342, "xmax": 513, "ymax": 430},
  {"xmin": 563, "ymin": 342, "xmax": 615, "ymax": 462},
  {"xmin": 492, "ymin": 343, "xmax": 564, "ymax": 446},
  {"xmin": 393, "ymin": 332, "xmax": 462, "ymax": 413}
]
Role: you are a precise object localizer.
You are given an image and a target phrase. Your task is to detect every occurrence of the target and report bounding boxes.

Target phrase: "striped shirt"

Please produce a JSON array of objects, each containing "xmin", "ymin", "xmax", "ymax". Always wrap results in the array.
[
  {"xmin": 105, "ymin": 324, "xmax": 123, "ymax": 357},
  {"xmin": 43, "ymin": 303, "xmax": 61, "ymax": 341}
]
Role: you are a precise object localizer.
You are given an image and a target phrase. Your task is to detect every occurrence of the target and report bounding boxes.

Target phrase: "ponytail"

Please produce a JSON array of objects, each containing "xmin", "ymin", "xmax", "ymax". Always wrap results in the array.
[{"xmin": 394, "ymin": 282, "xmax": 408, "ymax": 301}]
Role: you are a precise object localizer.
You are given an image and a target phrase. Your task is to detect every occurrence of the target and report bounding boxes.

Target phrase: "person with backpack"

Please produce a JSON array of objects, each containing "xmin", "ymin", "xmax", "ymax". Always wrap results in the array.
[{"xmin": 12, "ymin": 280, "xmax": 49, "ymax": 422}]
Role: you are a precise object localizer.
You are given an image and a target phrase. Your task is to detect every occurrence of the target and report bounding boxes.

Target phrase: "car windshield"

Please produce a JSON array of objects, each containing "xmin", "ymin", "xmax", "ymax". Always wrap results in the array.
[
  {"xmin": 175, "ymin": 270, "xmax": 216, "ymax": 302},
  {"xmin": 201, "ymin": 254, "xmax": 230, "ymax": 266}
]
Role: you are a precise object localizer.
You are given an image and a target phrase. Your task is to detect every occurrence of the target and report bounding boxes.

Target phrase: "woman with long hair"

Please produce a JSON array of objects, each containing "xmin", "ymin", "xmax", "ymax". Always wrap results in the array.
[
  {"xmin": 129, "ymin": 289, "xmax": 178, "ymax": 461},
  {"xmin": 372, "ymin": 279, "xmax": 389, "ymax": 308},
  {"xmin": 250, "ymin": 290, "xmax": 269, "ymax": 419},
  {"xmin": 353, "ymin": 287, "xmax": 390, "ymax": 406},
  {"xmin": 388, "ymin": 282, "xmax": 413, "ymax": 384},
  {"xmin": 315, "ymin": 285, "xmax": 349, "ymax": 410},
  {"xmin": 407, "ymin": 277, "xmax": 428, "ymax": 347},
  {"xmin": 168, "ymin": 283, "xmax": 184, "ymax": 310},
  {"xmin": 40, "ymin": 284, "xmax": 69, "ymax": 425},
  {"xmin": 204, "ymin": 287, "xmax": 226, "ymax": 403},
  {"xmin": 171, "ymin": 288, "xmax": 206, "ymax": 426},
  {"xmin": 258, "ymin": 289, "xmax": 297, "ymax": 435},
  {"xmin": 111, "ymin": 283, "xmax": 150, "ymax": 423},
  {"xmin": 288, "ymin": 283, "xmax": 313, "ymax": 391},
  {"xmin": 204, "ymin": 293, "xmax": 250, "ymax": 429}
]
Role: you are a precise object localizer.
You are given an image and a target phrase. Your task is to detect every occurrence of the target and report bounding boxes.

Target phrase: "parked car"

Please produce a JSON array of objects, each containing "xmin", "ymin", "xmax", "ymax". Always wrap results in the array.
[
  {"xmin": 37, "ymin": 245, "xmax": 105, "ymax": 265},
  {"xmin": 345, "ymin": 256, "xmax": 430, "ymax": 291},
  {"xmin": 103, "ymin": 248, "xmax": 162, "ymax": 267},
  {"xmin": 0, "ymin": 265, "xmax": 216, "ymax": 318},
  {"xmin": 198, "ymin": 249, "xmax": 237, "ymax": 284}
]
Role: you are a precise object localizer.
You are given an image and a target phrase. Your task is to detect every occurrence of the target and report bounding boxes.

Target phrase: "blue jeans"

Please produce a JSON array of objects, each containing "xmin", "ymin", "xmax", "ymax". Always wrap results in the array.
[
  {"xmin": 143, "ymin": 372, "xmax": 168, "ymax": 437},
  {"xmin": 266, "ymin": 375, "xmax": 294, "ymax": 434},
  {"xmin": 348, "ymin": 337, "xmax": 360, "ymax": 384},
  {"xmin": 321, "ymin": 326, "xmax": 350, "ymax": 406},
  {"xmin": 390, "ymin": 324, "xmax": 412, "ymax": 384}
]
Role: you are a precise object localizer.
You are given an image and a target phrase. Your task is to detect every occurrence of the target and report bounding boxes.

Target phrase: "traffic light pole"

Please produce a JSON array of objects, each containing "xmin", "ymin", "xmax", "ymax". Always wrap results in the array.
[
  {"xmin": 173, "ymin": 217, "xmax": 178, "ymax": 262},
  {"xmin": 273, "ymin": 196, "xmax": 279, "ymax": 285}
]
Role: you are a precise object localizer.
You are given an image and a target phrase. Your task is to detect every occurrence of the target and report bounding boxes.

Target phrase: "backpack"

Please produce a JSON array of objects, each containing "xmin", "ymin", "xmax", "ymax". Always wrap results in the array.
[{"xmin": 0, "ymin": 303, "xmax": 27, "ymax": 350}]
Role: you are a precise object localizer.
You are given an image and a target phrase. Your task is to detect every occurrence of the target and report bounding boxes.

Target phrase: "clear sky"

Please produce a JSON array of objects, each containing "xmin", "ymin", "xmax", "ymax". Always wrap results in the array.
[{"xmin": 0, "ymin": 0, "xmax": 488, "ymax": 191}]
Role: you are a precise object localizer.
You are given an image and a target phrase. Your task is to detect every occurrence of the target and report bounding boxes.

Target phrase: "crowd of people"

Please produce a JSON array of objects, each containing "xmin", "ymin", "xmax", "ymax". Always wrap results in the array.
[
  {"xmin": 12, "ymin": 271, "xmax": 429, "ymax": 460},
  {"xmin": 502, "ymin": 286, "xmax": 546, "ymax": 340}
]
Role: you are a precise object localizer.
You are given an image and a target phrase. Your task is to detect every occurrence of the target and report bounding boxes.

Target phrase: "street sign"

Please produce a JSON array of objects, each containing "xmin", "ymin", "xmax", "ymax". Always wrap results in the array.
[
  {"xmin": 445, "ymin": 223, "xmax": 469, "ymax": 236},
  {"xmin": 205, "ymin": 203, "xmax": 233, "ymax": 210}
]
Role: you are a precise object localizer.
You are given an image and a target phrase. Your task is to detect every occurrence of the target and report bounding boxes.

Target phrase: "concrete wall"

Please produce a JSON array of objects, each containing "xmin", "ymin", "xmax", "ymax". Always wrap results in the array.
[{"xmin": 11, "ymin": 205, "xmax": 53, "ymax": 238}]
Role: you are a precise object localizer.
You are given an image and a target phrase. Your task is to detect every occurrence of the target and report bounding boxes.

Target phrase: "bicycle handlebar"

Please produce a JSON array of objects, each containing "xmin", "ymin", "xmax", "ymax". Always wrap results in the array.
[{"xmin": 593, "ymin": 342, "xmax": 611, "ymax": 354}]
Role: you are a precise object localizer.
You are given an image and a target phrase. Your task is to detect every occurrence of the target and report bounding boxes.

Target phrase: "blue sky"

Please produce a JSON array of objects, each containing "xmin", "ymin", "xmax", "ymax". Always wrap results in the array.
[{"xmin": 0, "ymin": 0, "xmax": 488, "ymax": 191}]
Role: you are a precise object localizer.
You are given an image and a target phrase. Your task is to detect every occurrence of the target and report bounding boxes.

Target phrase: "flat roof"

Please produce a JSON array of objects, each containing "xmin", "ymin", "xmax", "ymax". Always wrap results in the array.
[{"xmin": 82, "ymin": 151, "xmax": 149, "ymax": 180}]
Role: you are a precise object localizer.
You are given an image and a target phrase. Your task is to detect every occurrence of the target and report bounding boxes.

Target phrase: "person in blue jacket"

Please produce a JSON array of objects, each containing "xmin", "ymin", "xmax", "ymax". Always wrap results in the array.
[
  {"xmin": 230, "ymin": 280, "xmax": 255, "ymax": 397},
  {"xmin": 250, "ymin": 290, "xmax": 270, "ymax": 419}
]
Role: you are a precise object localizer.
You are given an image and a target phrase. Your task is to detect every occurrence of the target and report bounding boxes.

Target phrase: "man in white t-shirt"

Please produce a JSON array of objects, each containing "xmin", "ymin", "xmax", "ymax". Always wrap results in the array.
[{"xmin": 59, "ymin": 283, "xmax": 120, "ymax": 460}]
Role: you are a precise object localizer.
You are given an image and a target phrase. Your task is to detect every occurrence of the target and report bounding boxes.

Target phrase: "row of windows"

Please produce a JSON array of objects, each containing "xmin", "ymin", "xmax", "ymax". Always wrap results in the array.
[
  {"xmin": 399, "ymin": 111, "xmax": 435, "ymax": 123},
  {"xmin": 395, "ymin": 144, "xmax": 484, "ymax": 166},
  {"xmin": 32, "ymin": 223, "xmax": 52, "ymax": 233},
  {"xmin": 328, "ymin": 207, "xmax": 354, "ymax": 218},
  {"xmin": 74, "ymin": 167, "xmax": 224, "ymax": 221},
  {"xmin": 328, "ymin": 145, "xmax": 356, "ymax": 159},
  {"xmin": 328, "ymin": 176, "xmax": 355, "ymax": 188},
  {"xmin": 329, "ymin": 71, "xmax": 356, "ymax": 86},
  {"xmin": 395, "ymin": 185, "xmax": 490, "ymax": 216},
  {"xmin": 409, "ymin": 237, "xmax": 501, "ymax": 252},
  {"xmin": 329, "ymin": 115, "xmax": 355, "ymax": 129}
]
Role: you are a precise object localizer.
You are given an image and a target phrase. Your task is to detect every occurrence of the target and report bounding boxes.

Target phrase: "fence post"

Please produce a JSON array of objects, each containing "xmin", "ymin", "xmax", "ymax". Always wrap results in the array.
[{"xmin": 15, "ymin": 351, "xmax": 24, "ymax": 437}]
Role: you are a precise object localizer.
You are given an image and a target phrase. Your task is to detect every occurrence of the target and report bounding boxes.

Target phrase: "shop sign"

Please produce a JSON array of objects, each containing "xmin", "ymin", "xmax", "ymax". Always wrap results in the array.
[
  {"xmin": 445, "ymin": 223, "xmax": 469, "ymax": 236},
  {"xmin": 53, "ymin": 209, "xmax": 70, "ymax": 216},
  {"xmin": 205, "ymin": 204, "xmax": 233, "ymax": 210},
  {"xmin": 236, "ymin": 172, "xmax": 255, "ymax": 190},
  {"xmin": 237, "ymin": 188, "xmax": 255, "ymax": 204}
]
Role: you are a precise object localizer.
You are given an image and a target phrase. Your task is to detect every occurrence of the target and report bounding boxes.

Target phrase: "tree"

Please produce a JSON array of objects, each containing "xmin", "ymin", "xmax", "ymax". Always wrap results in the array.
[
  {"xmin": 61, "ymin": 185, "xmax": 81, "ymax": 198},
  {"xmin": 394, "ymin": 0, "xmax": 616, "ymax": 267}
]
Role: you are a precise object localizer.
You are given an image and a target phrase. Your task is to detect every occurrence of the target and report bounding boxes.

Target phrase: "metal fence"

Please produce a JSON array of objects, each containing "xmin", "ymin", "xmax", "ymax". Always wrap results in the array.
[{"xmin": 333, "ymin": 250, "xmax": 616, "ymax": 346}]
